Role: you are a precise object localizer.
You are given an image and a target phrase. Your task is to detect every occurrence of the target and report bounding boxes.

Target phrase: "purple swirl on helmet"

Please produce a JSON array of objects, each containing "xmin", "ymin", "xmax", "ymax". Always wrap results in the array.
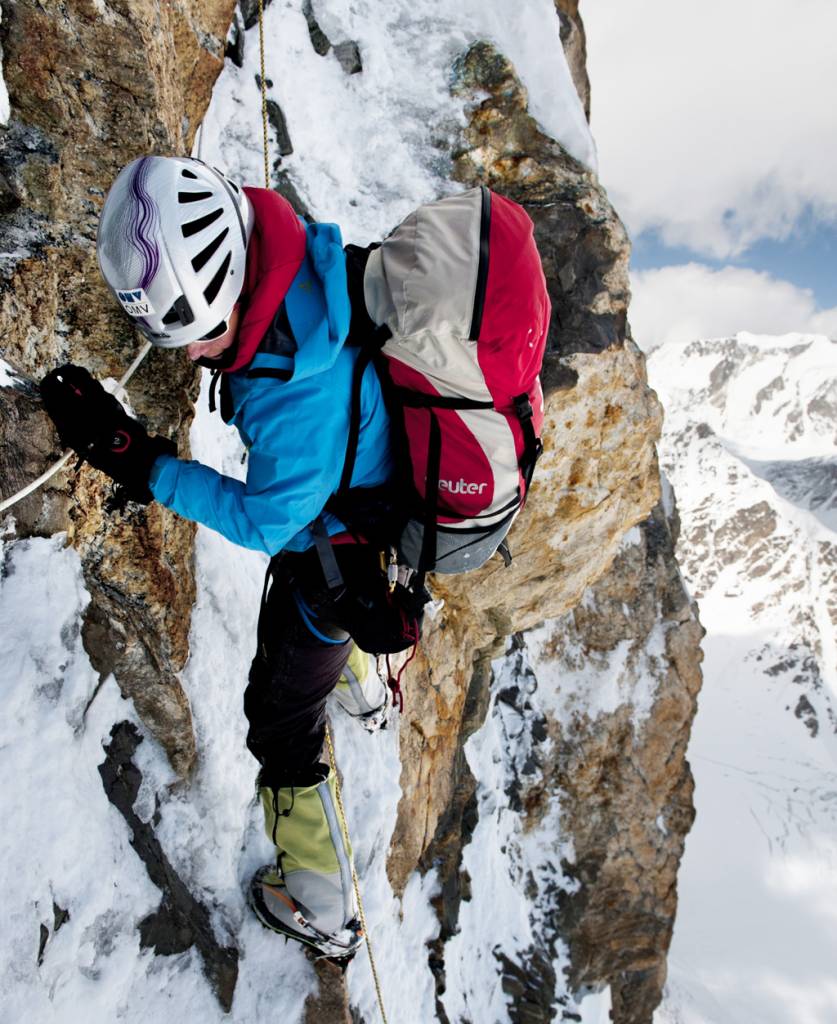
[{"xmin": 127, "ymin": 156, "xmax": 161, "ymax": 291}]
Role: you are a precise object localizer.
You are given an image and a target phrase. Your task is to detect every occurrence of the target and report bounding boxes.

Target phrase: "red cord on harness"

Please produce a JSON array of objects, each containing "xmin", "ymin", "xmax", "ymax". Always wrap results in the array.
[{"xmin": 386, "ymin": 617, "xmax": 419, "ymax": 713}]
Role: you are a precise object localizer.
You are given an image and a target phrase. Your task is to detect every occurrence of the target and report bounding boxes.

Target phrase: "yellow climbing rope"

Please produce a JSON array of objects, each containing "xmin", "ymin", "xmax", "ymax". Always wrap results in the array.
[
  {"xmin": 255, "ymin": 7, "xmax": 389, "ymax": 1021},
  {"xmin": 257, "ymin": 0, "xmax": 271, "ymax": 190},
  {"xmin": 325, "ymin": 724, "xmax": 389, "ymax": 1023}
]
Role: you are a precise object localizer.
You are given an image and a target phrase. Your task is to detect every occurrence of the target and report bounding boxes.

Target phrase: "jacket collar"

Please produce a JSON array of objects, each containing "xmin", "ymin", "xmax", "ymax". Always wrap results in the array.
[{"xmin": 223, "ymin": 187, "xmax": 306, "ymax": 373}]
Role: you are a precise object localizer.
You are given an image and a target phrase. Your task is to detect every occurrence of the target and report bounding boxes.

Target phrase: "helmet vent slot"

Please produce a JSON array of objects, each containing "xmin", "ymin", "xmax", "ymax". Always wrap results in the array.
[
  {"xmin": 204, "ymin": 252, "xmax": 232, "ymax": 305},
  {"xmin": 178, "ymin": 190, "xmax": 213, "ymax": 204},
  {"xmin": 181, "ymin": 169, "xmax": 198, "ymax": 179},
  {"xmin": 191, "ymin": 227, "xmax": 229, "ymax": 274},
  {"xmin": 161, "ymin": 294, "xmax": 195, "ymax": 327},
  {"xmin": 182, "ymin": 208, "xmax": 223, "ymax": 238}
]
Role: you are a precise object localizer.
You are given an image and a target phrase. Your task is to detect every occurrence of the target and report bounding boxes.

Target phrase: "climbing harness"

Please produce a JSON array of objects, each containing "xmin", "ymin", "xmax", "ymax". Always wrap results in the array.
[{"xmin": 0, "ymin": 340, "xmax": 152, "ymax": 515}]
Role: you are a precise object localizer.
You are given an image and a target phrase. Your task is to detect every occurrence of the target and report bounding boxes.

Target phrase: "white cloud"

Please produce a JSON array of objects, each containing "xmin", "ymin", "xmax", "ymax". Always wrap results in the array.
[
  {"xmin": 583, "ymin": 0, "xmax": 837, "ymax": 258},
  {"xmin": 630, "ymin": 263, "xmax": 837, "ymax": 350}
]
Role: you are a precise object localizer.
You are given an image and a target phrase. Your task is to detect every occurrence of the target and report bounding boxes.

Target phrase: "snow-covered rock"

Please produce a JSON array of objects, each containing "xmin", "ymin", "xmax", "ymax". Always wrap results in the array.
[{"xmin": 439, "ymin": 497, "xmax": 702, "ymax": 1024}]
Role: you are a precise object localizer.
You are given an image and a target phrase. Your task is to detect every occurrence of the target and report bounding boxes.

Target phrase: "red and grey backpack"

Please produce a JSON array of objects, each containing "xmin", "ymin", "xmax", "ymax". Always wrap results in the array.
[{"xmin": 331, "ymin": 185, "xmax": 549, "ymax": 592}]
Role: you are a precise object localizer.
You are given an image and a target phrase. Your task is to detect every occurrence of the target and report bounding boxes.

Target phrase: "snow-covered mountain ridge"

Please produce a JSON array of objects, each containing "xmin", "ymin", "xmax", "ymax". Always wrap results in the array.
[
  {"xmin": 651, "ymin": 333, "xmax": 836, "ymax": 744},
  {"xmin": 649, "ymin": 332, "xmax": 837, "ymax": 1024}
]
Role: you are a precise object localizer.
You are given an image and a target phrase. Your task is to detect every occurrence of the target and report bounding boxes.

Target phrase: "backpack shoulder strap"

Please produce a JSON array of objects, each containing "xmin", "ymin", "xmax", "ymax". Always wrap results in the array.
[
  {"xmin": 344, "ymin": 243, "xmax": 381, "ymax": 347},
  {"xmin": 337, "ymin": 324, "xmax": 392, "ymax": 494}
]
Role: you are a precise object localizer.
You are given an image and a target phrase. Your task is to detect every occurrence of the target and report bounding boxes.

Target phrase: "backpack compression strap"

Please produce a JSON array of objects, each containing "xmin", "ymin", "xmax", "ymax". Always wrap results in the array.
[{"xmin": 513, "ymin": 393, "xmax": 544, "ymax": 495}]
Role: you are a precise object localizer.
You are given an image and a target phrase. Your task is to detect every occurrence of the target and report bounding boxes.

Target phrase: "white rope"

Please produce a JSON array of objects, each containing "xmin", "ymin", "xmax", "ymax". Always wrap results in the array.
[
  {"xmin": 0, "ymin": 340, "xmax": 153, "ymax": 515},
  {"xmin": 117, "ymin": 340, "xmax": 153, "ymax": 391},
  {"xmin": 0, "ymin": 449, "xmax": 75, "ymax": 515}
]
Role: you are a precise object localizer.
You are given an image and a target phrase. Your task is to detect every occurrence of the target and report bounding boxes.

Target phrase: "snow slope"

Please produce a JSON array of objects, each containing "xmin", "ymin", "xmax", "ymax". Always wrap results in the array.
[
  {"xmin": 0, "ymin": 373, "xmax": 440, "ymax": 1023},
  {"xmin": 650, "ymin": 333, "xmax": 837, "ymax": 1024},
  {"xmin": 202, "ymin": 0, "xmax": 595, "ymax": 240}
]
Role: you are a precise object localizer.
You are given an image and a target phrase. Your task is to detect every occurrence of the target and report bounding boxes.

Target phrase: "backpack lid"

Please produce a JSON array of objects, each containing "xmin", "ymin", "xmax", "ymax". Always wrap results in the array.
[
  {"xmin": 364, "ymin": 187, "xmax": 549, "ymax": 410},
  {"xmin": 364, "ymin": 187, "xmax": 485, "ymax": 340}
]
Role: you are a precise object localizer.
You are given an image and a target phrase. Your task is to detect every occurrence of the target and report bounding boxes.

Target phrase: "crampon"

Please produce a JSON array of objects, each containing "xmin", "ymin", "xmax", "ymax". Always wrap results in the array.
[{"xmin": 249, "ymin": 865, "xmax": 364, "ymax": 963}]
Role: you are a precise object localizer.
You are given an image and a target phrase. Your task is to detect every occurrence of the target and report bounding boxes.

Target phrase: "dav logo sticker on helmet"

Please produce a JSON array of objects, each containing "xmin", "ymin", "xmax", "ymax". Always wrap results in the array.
[{"xmin": 116, "ymin": 288, "xmax": 155, "ymax": 318}]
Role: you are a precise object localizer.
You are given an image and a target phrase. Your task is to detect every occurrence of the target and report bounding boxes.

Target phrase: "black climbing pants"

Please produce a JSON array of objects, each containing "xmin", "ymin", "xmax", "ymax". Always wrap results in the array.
[{"xmin": 243, "ymin": 550, "xmax": 353, "ymax": 785}]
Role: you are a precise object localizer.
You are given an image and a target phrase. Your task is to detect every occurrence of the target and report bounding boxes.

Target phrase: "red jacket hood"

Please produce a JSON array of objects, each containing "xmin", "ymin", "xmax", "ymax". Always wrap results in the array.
[{"xmin": 225, "ymin": 187, "xmax": 307, "ymax": 372}]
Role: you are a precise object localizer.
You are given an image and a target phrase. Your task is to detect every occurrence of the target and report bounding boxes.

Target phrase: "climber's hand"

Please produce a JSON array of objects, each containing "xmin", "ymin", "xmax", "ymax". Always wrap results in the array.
[{"xmin": 40, "ymin": 363, "xmax": 176, "ymax": 505}]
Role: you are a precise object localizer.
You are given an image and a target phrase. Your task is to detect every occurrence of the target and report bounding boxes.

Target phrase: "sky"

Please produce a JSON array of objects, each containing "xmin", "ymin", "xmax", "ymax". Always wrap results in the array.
[{"xmin": 582, "ymin": 0, "xmax": 837, "ymax": 350}]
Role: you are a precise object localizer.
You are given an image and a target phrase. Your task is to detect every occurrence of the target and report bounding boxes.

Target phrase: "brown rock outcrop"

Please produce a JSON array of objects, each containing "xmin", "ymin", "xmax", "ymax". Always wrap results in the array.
[
  {"xmin": 416, "ymin": 504, "xmax": 702, "ymax": 1024},
  {"xmin": 389, "ymin": 39, "xmax": 663, "ymax": 890},
  {"xmin": 386, "ymin": 41, "xmax": 700, "ymax": 1024},
  {"xmin": 554, "ymin": 0, "xmax": 591, "ymax": 121},
  {"xmin": 548, "ymin": 500, "xmax": 703, "ymax": 1022},
  {"xmin": 0, "ymin": 0, "xmax": 236, "ymax": 775}
]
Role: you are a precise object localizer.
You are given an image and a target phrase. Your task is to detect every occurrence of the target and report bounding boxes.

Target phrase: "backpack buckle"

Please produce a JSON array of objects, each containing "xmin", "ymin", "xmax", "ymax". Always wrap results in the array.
[{"xmin": 513, "ymin": 393, "xmax": 534, "ymax": 421}]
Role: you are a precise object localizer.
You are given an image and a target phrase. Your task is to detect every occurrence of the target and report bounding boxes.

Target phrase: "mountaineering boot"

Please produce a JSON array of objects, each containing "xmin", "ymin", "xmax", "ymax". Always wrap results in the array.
[
  {"xmin": 250, "ymin": 765, "xmax": 364, "ymax": 960},
  {"xmin": 330, "ymin": 644, "xmax": 389, "ymax": 732}
]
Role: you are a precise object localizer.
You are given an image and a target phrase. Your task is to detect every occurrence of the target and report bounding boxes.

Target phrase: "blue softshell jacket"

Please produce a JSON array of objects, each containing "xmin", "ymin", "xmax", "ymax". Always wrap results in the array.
[{"xmin": 149, "ymin": 223, "xmax": 393, "ymax": 555}]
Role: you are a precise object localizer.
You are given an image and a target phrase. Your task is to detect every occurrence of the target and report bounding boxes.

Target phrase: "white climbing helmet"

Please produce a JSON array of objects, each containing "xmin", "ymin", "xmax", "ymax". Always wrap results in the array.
[{"xmin": 97, "ymin": 155, "xmax": 255, "ymax": 348}]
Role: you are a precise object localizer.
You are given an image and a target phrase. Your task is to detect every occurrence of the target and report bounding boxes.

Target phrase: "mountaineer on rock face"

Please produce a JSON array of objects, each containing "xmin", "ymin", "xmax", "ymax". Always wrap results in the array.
[
  {"xmin": 41, "ymin": 154, "xmax": 405, "ymax": 961},
  {"xmin": 39, "ymin": 152, "xmax": 549, "ymax": 961}
]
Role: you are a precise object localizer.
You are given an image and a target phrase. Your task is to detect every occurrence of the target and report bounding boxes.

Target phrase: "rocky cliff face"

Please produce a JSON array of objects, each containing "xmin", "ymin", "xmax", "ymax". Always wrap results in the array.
[
  {"xmin": 0, "ymin": 3, "xmax": 702, "ymax": 1021},
  {"xmin": 542, "ymin": 502, "xmax": 701, "ymax": 1023},
  {"xmin": 0, "ymin": 0, "xmax": 237, "ymax": 774},
  {"xmin": 424, "ymin": 497, "xmax": 702, "ymax": 1024}
]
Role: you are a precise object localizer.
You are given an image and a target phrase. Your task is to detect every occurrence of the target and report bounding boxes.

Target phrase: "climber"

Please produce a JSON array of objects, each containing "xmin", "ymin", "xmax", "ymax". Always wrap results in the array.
[{"xmin": 39, "ymin": 154, "xmax": 407, "ymax": 961}]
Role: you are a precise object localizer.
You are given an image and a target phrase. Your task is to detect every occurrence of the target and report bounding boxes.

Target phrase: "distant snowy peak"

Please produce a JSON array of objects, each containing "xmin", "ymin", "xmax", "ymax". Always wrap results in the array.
[
  {"xmin": 649, "ymin": 332, "xmax": 837, "ymax": 748},
  {"xmin": 650, "ymin": 332, "xmax": 837, "ymax": 456}
]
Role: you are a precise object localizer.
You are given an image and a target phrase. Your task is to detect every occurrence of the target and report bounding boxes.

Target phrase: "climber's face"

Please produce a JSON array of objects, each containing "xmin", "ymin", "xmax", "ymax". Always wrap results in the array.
[{"xmin": 186, "ymin": 304, "xmax": 241, "ymax": 362}]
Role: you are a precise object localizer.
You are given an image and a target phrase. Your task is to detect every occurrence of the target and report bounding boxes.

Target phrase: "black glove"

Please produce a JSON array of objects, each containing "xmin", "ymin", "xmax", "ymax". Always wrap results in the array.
[{"xmin": 40, "ymin": 363, "xmax": 176, "ymax": 505}]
